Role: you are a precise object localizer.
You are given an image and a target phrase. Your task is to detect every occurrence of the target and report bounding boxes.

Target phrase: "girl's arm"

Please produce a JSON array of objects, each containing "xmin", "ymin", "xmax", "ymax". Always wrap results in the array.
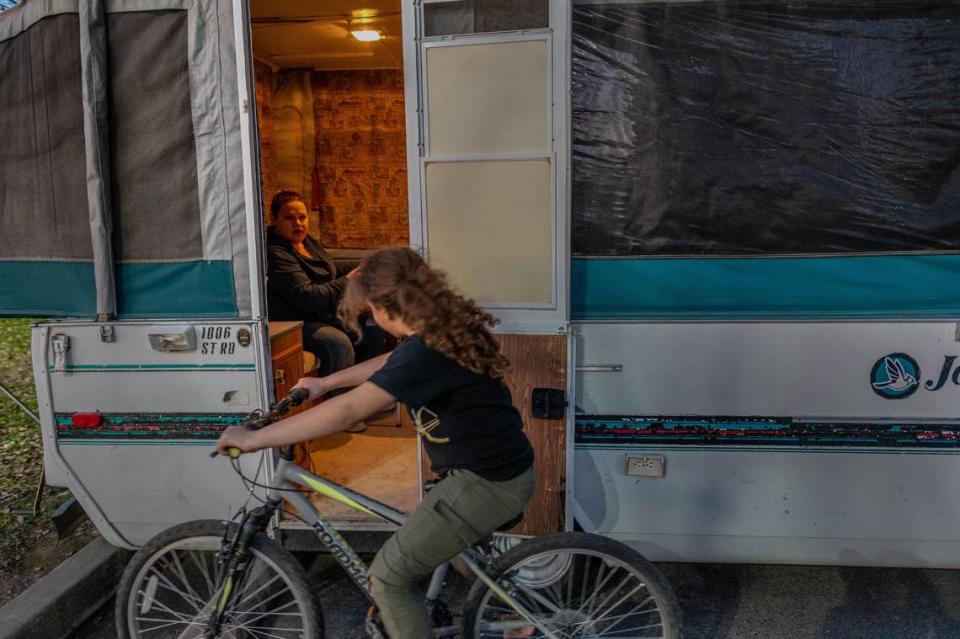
[
  {"xmin": 294, "ymin": 352, "xmax": 391, "ymax": 398},
  {"xmin": 216, "ymin": 382, "xmax": 395, "ymax": 454}
]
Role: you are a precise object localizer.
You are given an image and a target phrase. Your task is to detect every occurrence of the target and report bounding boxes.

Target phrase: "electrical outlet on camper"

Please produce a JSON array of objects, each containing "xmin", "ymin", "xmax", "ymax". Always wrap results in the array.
[{"xmin": 626, "ymin": 455, "xmax": 665, "ymax": 478}]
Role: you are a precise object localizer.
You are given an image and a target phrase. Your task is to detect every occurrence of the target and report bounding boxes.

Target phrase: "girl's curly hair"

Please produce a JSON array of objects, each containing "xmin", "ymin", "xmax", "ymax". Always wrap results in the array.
[{"xmin": 338, "ymin": 247, "xmax": 509, "ymax": 379}]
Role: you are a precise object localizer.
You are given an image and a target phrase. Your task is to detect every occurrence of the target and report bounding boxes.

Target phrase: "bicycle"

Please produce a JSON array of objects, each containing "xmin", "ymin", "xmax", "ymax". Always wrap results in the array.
[{"xmin": 115, "ymin": 388, "xmax": 683, "ymax": 638}]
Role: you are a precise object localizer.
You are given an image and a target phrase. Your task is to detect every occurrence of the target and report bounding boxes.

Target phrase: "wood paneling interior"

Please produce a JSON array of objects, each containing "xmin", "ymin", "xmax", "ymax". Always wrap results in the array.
[
  {"xmin": 252, "ymin": 65, "xmax": 409, "ymax": 249},
  {"xmin": 499, "ymin": 334, "xmax": 567, "ymax": 535},
  {"xmin": 312, "ymin": 70, "xmax": 409, "ymax": 248}
]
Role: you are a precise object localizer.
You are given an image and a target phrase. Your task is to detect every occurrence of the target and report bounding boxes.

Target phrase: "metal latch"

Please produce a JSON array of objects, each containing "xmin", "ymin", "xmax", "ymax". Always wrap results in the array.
[
  {"xmin": 52, "ymin": 334, "xmax": 70, "ymax": 373},
  {"xmin": 100, "ymin": 325, "xmax": 115, "ymax": 343},
  {"xmin": 531, "ymin": 388, "xmax": 567, "ymax": 420}
]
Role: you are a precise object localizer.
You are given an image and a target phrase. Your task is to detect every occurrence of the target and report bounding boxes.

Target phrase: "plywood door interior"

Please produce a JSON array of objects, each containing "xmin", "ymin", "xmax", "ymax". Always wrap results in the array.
[
  {"xmin": 268, "ymin": 323, "xmax": 418, "ymax": 526},
  {"xmin": 300, "ymin": 411, "xmax": 419, "ymax": 526},
  {"xmin": 418, "ymin": 333, "xmax": 568, "ymax": 535},
  {"xmin": 497, "ymin": 334, "xmax": 568, "ymax": 535}
]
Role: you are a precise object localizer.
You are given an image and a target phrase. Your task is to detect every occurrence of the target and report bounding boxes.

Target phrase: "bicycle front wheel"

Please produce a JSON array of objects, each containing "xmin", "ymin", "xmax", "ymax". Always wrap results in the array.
[
  {"xmin": 116, "ymin": 519, "xmax": 324, "ymax": 639},
  {"xmin": 462, "ymin": 532, "xmax": 682, "ymax": 639}
]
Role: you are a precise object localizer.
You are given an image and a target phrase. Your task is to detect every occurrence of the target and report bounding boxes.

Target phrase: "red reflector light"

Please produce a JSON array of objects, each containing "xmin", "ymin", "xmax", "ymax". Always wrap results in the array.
[{"xmin": 71, "ymin": 412, "xmax": 102, "ymax": 429}]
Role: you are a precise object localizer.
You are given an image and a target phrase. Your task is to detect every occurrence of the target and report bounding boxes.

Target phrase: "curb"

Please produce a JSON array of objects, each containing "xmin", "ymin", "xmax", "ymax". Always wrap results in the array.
[{"xmin": 0, "ymin": 538, "xmax": 131, "ymax": 639}]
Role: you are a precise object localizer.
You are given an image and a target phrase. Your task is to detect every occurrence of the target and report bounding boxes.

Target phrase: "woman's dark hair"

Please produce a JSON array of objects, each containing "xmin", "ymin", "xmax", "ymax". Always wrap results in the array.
[
  {"xmin": 339, "ymin": 247, "xmax": 509, "ymax": 378},
  {"xmin": 270, "ymin": 190, "xmax": 305, "ymax": 220}
]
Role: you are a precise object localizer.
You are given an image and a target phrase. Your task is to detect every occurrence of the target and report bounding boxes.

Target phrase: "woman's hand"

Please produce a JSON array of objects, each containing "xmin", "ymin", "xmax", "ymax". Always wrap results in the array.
[
  {"xmin": 292, "ymin": 376, "xmax": 330, "ymax": 401},
  {"xmin": 216, "ymin": 426, "xmax": 263, "ymax": 456}
]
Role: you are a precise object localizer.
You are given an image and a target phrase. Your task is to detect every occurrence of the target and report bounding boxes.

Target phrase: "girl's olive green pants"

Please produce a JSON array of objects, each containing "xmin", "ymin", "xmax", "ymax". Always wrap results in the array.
[{"xmin": 368, "ymin": 466, "xmax": 536, "ymax": 638}]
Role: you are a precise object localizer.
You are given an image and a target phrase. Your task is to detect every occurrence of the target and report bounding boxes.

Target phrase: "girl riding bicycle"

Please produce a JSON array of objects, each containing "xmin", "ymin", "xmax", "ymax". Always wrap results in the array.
[{"xmin": 216, "ymin": 247, "xmax": 536, "ymax": 639}]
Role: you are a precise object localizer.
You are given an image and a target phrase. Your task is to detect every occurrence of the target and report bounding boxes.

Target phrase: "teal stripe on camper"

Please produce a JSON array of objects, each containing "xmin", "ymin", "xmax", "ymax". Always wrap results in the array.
[
  {"xmin": 0, "ymin": 260, "xmax": 236, "ymax": 318},
  {"xmin": 117, "ymin": 261, "xmax": 237, "ymax": 318},
  {"xmin": 0, "ymin": 261, "xmax": 96, "ymax": 317},
  {"xmin": 572, "ymin": 254, "xmax": 960, "ymax": 320}
]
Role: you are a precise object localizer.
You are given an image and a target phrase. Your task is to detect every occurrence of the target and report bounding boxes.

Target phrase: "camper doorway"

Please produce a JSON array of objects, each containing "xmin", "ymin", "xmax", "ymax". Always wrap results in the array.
[{"xmin": 251, "ymin": 0, "xmax": 417, "ymax": 531}]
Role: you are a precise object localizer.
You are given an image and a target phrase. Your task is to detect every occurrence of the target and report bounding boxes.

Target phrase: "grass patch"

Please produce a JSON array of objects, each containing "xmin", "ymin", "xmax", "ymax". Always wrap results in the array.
[
  {"xmin": 0, "ymin": 318, "xmax": 90, "ymax": 606},
  {"xmin": 0, "ymin": 318, "xmax": 43, "ymax": 528}
]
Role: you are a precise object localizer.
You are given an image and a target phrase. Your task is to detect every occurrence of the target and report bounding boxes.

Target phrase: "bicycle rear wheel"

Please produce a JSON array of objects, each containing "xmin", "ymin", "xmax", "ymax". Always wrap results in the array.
[
  {"xmin": 461, "ymin": 532, "xmax": 682, "ymax": 639},
  {"xmin": 116, "ymin": 519, "xmax": 324, "ymax": 639}
]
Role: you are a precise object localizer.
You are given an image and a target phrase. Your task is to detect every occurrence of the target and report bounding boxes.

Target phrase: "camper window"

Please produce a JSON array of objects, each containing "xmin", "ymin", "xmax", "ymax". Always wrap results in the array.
[
  {"xmin": 570, "ymin": 0, "xmax": 960, "ymax": 257},
  {"xmin": 0, "ymin": 14, "xmax": 89, "ymax": 264},
  {"xmin": 424, "ymin": 0, "xmax": 548, "ymax": 37},
  {"xmin": 107, "ymin": 11, "xmax": 202, "ymax": 262}
]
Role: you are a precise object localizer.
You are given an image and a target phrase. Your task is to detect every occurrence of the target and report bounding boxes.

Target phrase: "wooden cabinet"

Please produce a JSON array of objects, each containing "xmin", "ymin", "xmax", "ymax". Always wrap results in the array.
[{"xmin": 268, "ymin": 321, "xmax": 304, "ymax": 403}]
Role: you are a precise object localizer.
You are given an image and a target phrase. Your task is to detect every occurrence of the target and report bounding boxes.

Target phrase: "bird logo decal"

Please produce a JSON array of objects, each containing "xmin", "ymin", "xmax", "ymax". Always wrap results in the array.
[{"xmin": 870, "ymin": 353, "xmax": 920, "ymax": 399}]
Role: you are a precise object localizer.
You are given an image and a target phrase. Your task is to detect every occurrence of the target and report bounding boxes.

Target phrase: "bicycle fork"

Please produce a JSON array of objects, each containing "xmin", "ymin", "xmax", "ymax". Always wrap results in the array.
[{"xmin": 205, "ymin": 501, "xmax": 281, "ymax": 637}]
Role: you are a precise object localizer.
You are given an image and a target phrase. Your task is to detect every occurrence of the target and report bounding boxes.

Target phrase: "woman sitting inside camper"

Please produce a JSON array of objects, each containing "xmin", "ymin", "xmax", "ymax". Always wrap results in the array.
[{"xmin": 266, "ymin": 190, "xmax": 357, "ymax": 376}]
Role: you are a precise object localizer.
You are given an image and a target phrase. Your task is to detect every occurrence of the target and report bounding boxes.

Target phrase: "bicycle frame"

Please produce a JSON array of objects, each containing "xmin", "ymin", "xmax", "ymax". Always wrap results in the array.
[{"xmin": 269, "ymin": 455, "xmax": 562, "ymax": 639}]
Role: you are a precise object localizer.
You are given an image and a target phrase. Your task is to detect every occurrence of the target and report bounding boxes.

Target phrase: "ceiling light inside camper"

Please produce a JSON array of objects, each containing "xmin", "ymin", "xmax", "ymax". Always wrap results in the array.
[{"xmin": 351, "ymin": 29, "xmax": 382, "ymax": 42}]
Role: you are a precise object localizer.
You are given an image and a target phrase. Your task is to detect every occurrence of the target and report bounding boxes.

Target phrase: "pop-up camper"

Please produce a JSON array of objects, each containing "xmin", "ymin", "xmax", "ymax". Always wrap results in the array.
[{"xmin": 4, "ymin": 0, "xmax": 960, "ymax": 568}]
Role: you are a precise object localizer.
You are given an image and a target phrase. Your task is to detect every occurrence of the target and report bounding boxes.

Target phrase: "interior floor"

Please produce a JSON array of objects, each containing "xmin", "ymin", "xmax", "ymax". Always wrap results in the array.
[{"xmin": 290, "ymin": 410, "xmax": 420, "ymax": 525}]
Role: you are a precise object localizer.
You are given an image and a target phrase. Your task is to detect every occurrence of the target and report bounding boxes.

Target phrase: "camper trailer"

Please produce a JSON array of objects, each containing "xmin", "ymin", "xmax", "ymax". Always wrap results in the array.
[{"xmin": 4, "ymin": 0, "xmax": 960, "ymax": 568}]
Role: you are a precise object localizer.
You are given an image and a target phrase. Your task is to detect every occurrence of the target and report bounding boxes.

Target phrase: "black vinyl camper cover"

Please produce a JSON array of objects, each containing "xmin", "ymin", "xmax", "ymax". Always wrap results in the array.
[{"xmin": 571, "ymin": 0, "xmax": 960, "ymax": 257}]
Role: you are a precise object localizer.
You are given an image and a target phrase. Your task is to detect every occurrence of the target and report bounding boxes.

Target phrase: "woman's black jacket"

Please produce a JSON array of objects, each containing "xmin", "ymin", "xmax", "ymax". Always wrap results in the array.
[{"xmin": 265, "ymin": 226, "xmax": 347, "ymax": 324}]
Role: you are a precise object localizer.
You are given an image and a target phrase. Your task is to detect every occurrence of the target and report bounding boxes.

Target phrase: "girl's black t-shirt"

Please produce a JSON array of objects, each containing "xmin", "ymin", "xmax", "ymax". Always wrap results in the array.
[{"xmin": 369, "ymin": 336, "xmax": 534, "ymax": 481}]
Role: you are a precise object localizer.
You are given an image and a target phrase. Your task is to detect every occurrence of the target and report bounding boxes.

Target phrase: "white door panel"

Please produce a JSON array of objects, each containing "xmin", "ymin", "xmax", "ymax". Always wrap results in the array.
[
  {"xmin": 575, "ymin": 322, "xmax": 960, "ymax": 420},
  {"xmin": 404, "ymin": 2, "xmax": 569, "ymax": 331}
]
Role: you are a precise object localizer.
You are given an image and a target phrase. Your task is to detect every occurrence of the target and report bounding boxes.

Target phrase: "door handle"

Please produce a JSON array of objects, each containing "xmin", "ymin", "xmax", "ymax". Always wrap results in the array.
[{"xmin": 575, "ymin": 364, "xmax": 622, "ymax": 372}]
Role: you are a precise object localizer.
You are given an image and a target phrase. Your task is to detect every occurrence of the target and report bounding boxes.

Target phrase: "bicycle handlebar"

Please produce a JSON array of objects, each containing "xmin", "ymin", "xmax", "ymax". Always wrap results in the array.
[{"xmin": 210, "ymin": 387, "xmax": 310, "ymax": 458}]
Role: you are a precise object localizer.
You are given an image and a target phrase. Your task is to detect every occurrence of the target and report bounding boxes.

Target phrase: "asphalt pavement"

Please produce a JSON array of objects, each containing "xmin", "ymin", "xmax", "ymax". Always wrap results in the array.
[{"xmin": 73, "ymin": 555, "xmax": 960, "ymax": 638}]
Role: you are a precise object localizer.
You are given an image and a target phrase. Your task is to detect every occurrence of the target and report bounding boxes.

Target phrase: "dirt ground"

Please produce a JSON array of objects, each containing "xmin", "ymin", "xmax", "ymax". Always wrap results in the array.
[{"xmin": 0, "ymin": 319, "xmax": 95, "ymax": 607}]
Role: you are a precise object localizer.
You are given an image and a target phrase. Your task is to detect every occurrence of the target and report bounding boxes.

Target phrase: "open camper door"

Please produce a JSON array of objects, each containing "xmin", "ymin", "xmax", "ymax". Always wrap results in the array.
[
  {"xmin": 403, "ymin": 1, "xmax": 571, "ymax": 533},
  {"xmin": 1, "ymin": 0, "xmax": 270, "ymax": 547}
]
